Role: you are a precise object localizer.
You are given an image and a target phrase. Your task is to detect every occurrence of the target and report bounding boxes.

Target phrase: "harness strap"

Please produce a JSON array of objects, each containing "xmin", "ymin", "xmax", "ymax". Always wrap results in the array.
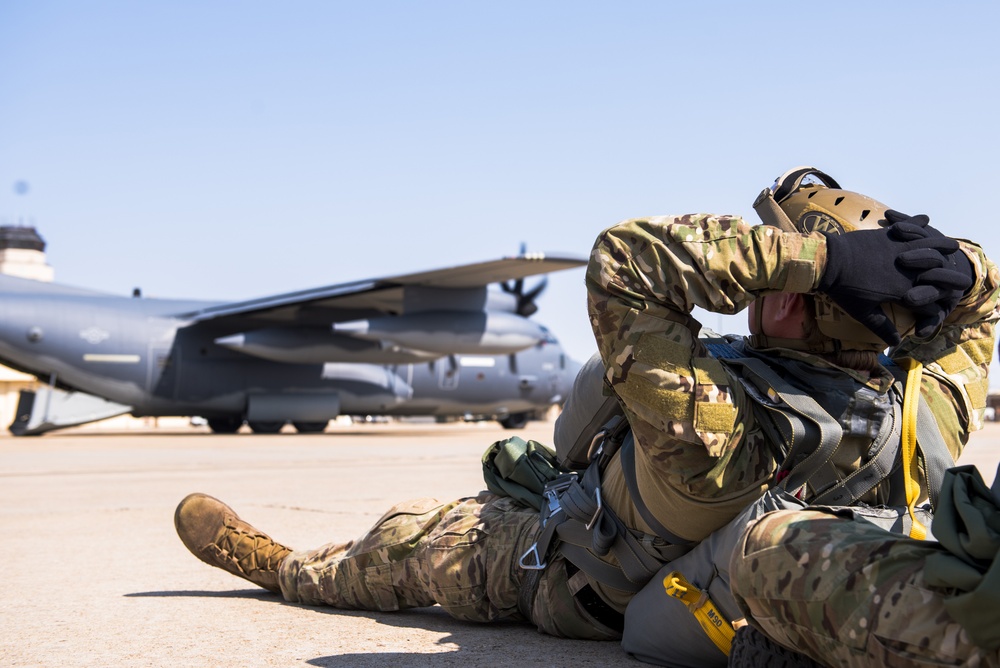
[
  {"xmin": 900, "ymin": 358, "xmax": 929, "ymax": 539},
  {"xmin": 811, "ymin": 397, "xmax": 902, "ymax": 505},
  {"xmin": 705, "ymin": 341, "xmax": 953, "ymax": 511},
  {"xmin": 519, "ymin": 507, "xmax": 657, "ymax": 593},
  {"xmin": 557, "ymin": 539, "xmax": 654, "ymax": 593},
  {"xmin": 618, "ymin": 432, "xmax": 695, "ymax": 547},
  {"xmin": 518, "ymin": 437, "xmax": 686, "ymax": 593},
  {"xmin": 555, "ymin": 461, "xmax": 670, "ymax": 590},
  {"xmin": 884, "ymin": 358, "xmax": 956, "ymax": 515},
  {"xmin": 730, "ymin": 357, "xmax": 844, "ymax": 496},
  {"xmin": 517, "ymin": 565, "xmax": 542, "ymax": 620}
]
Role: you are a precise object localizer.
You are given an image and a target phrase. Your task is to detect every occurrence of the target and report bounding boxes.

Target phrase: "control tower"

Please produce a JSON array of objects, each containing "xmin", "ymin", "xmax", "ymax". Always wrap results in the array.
[{"xmin": 0, "ymin": 225, "xmax": 54, "ymax": 282}]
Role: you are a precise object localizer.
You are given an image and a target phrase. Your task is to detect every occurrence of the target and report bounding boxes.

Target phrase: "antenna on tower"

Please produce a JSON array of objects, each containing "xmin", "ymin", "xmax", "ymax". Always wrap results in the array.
[{"xmin": 13, "ymin": 180, "xmax": 31, "ymax": 227}]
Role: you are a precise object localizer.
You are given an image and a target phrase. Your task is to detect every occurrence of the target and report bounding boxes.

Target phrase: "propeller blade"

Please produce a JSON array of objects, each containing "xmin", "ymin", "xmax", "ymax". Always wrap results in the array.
[{"xmin": 501, "ymin": 244, "xmax": 547, "ymax": 317}]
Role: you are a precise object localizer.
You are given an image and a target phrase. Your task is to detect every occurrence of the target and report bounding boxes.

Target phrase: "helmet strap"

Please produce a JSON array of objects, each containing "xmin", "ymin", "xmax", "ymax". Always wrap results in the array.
[
  {"xmin": 748, "ymin": 297, "xmax": 842, "ymax": 354},
  {"xmin": 754, "ymin": 166, "xmax": 843, "ymax": 231},
  {"xmin": 747, "ymin": 331, "xmax": 841, "ymax": 354},
  {"xmin": 753, "ymin": 188, "xmax": 798, "ymax": 232},
  {"xmin": 770, "ymin": 167, "xmax": 841, "ymax": 203}
]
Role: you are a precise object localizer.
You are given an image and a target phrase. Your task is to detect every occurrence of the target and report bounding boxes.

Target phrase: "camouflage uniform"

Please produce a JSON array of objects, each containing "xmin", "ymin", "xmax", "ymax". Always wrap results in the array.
[
  {"xmin": 274, "ymin": 214, "xmax": 998, "ymax": 644},
  {"xmin": 731, "ymin": 507, "xmax": 1000, "ymax": 667},
  {"xmin": 278, "ymin": 492, "xmax": 620, "ymax": 639},
  {"xmin": 584, "ymin": 214, "xmax": 998, "ymax": 610}
]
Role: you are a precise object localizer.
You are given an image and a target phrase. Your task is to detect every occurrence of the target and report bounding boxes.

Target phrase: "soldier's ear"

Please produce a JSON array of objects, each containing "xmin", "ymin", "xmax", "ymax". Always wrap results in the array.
[
  {"xmin": 771, "ymin": 293, "xmax": 812, "ymax": 341},
  {"xmin": 772, "ymin": 293, "xmax": 807, "ymax": 322}
]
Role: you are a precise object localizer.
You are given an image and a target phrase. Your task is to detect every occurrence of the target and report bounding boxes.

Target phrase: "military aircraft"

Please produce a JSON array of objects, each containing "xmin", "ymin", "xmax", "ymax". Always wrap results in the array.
[{"xmin": 0, "ymin": 252, "xmax": 586, "ymax": 435}]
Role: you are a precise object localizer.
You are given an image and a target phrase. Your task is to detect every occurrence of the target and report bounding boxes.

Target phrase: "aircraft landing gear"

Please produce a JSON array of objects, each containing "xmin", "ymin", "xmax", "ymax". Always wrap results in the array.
[
  {"xmin": 204, "ymin": 417, "xmax": 326, "ymax": 434},
  {"xmin": 292, "ymin": 420, "xmax": 328, "ymax": 434},
  {"xmin": 207, "ymin": 417, "xmax": 243, "ymax": 434},
  {"xmin": 499, "ymin": 412, "xmax": 530, "ymax": 430},
  {"xmin": 247, "ymin": 420, "xmax": 286, "ymax": 434}
]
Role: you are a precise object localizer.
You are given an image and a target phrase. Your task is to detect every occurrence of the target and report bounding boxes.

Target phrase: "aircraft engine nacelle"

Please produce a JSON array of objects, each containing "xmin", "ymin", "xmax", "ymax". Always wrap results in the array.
[
  {"xmin": 332, "ymin": 310, "xmax": 546, "ymax": 355},
  {"xmin": 214, "ymin": 327, "xmax": 439, "ymax": 364}
]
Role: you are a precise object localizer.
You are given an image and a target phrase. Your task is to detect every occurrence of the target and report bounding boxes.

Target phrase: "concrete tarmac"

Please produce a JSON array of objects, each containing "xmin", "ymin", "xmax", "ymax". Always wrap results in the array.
[{"xmin": 3, "ymin": 419, "xmax": 999, "ymax": 668}]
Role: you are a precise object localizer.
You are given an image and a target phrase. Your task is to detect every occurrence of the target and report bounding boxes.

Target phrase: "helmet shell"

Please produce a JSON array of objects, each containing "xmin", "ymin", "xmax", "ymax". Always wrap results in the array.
[
  {"xmin": 753, "ymin": 167, "xmax": 915, "ymax": 351},
  {"xmin": 778, "ymin": 183, "xmax": 889, "ymax": 235}
]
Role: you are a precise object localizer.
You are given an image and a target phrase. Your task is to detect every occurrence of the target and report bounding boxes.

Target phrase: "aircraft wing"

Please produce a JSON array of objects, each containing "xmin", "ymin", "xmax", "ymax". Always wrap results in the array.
[{"xmin": 174, "ymin": 253, "xmax": 588, "ymax": 327}]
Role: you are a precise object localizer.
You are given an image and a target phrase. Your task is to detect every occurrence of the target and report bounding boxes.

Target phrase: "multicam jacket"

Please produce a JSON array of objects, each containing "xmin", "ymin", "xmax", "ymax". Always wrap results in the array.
[{"xmin": 585, "ymin": 215, "xmax": 999, "ymax": 566}]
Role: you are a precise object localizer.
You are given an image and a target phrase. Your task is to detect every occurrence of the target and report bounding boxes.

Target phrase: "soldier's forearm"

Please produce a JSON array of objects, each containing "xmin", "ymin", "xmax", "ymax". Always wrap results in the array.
[{"xmin": 586, "ymin": 214, "xmax": 825, "ymax": 319}]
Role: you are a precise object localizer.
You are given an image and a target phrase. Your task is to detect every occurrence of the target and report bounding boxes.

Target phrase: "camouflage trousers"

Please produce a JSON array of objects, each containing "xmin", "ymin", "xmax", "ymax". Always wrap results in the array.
[
  {"xmin": 731, "ymin": 509, "xmax": 1000, "ymax": 668},
  {"xmin": 277, "ymin": 491, "xmax": 621, "ymax": 641}
]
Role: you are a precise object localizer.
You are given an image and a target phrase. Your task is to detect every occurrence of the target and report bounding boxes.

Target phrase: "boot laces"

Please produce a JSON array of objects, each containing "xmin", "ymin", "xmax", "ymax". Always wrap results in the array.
[{"xmin": 221, "ymin": 529, "xmax": 289, "ymax": 577}]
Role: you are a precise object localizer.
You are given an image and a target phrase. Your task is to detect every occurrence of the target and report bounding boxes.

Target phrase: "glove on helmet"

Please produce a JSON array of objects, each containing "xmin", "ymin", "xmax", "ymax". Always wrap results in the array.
[{"xmin": 752, "ymin": 166, "xmax": 918, "ymax": 353}]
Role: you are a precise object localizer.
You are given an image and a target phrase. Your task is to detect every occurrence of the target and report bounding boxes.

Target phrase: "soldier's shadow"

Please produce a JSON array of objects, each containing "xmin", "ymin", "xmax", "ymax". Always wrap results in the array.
[
  {"xmin": 304, "ymin": 608, "xmax": 538, "ymax": 668},
  {"xmin": 127, "ymin": 588, "xmax": 624, "ymax": 667}
]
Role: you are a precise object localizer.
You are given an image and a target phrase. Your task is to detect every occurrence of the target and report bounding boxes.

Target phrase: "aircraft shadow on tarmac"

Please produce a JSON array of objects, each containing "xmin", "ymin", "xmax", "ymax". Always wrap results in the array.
[{"xmin": 52, "ymin": 425, "xmax": 524, "ymax": 439}]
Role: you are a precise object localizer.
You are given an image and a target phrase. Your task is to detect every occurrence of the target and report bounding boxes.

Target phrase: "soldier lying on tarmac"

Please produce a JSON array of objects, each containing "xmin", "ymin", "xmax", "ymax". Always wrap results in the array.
[{"xmin": 175, "ymin": 167, "xmax": 999, "ymax": 667}]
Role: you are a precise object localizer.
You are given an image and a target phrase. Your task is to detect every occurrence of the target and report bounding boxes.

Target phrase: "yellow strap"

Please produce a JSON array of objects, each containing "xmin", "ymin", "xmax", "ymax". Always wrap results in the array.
[
  {"xmin": 899, "ymin": 357, "xmax": 928, "ymax": 540},
  {"xmin": 663, "ymin": 571, "xmax": 735, "ymax": 655}
]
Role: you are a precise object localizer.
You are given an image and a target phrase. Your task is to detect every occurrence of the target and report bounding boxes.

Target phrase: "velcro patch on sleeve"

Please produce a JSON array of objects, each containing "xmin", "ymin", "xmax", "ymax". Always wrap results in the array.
[
  {"xmin": 626, "ymin": 381, "xmax": 695, "ymax": 425},
  {"xmin": 937, "ymin": 347, "xmax": 974, "ymax": 375},
  {"xmin": 692, "ymin": 357, "xmax": 737, "ymax": 439},
  {"xmin": 693, "ymin": 357, "xmax": 730, "ymax": 385},
  {"xmin": 961, "ymin": 338, "xmax": 994, "ymax": 368},
  {"xmin": 783, "ymin": 259, "xmax": 816, "ymax": 294},
  {"xmin": 966, "ymin": 377, "xmax": 988, "ymax": 411},
  {"xmin": 694, "ymin": 402, "xmax": 737, "ymax": 434},
  {"xmin": 634, "ymin": 334, "xmax": 691, "ymax": 373}
]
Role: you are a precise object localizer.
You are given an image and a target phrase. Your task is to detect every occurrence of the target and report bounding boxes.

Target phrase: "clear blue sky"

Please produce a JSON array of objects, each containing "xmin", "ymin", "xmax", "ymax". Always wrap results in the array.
[{"xmin": 1, "ymin": 2, "xmax": 998, "ymax": 376}]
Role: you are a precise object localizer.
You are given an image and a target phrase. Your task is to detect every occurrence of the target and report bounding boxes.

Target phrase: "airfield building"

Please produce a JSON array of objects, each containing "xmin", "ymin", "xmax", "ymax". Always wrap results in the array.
[
  {"xmin": 0, "ymin": 225, "xmax": 54, "ymax": 282},
  {"xmin": 0, "ymin": 226, "xmax": 50, "ymax": 431}
]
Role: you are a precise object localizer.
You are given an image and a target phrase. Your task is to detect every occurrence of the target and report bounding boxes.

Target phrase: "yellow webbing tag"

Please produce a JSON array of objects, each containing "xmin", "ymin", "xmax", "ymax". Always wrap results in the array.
[
  {"xmin": 899, "ymin": 357, "xmax": 928, "ymax": 540},
  {"xmin": 663, "ymin": 571, "xmax": 734, "ymax": 656}
]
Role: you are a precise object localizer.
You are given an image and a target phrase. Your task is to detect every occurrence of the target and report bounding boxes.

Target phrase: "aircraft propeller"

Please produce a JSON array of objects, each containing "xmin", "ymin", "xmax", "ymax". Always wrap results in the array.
[
  {"xmin": 502, "ymin": 244, "xmax": 548, "ymax": 317},
  {"xmin": 501, "ymin": 276, "xmax": 547, "ymax": 317}
]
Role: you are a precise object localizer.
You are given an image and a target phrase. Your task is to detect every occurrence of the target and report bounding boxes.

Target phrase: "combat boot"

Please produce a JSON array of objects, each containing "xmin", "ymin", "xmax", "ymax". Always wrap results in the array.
[{"xmin": 174, "ymin": 493, "xmax": 292, "ymax": 594}]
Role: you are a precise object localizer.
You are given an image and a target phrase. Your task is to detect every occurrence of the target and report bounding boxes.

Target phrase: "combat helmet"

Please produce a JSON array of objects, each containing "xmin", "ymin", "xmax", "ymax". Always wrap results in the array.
[{"xmin": 752, "ymin": 166, "xmax": 916, "ymax": 353}]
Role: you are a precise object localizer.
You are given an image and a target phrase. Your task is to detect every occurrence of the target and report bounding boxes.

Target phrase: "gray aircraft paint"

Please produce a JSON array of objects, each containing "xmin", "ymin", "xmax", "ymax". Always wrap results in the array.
[{"xmin": 0, "ymin": 253, "xmax": 586, "ymax": 435}]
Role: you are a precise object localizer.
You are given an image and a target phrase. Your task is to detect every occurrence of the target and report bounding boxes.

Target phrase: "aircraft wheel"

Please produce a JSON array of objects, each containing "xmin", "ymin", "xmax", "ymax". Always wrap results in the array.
[
  {"xmin": 207, "ymin": 417, "xmax": 243, "ymax": 434},
  {"xmin": 292, "ymin": 420, "xmax": 328, "ymax": 434},
  {"xmin": 499, "ymin": 412, "xmax": 529, "ymax": 430},
  {"xmin": 248, "ymin": 420, "xmax": 286, "ymax": 434}
]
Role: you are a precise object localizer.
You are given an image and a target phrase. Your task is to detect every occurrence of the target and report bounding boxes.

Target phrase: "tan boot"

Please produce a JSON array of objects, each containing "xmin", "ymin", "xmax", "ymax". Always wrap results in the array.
[{"xmin": 174, "ymin": 493, "xmax": 292, "ymax": 594}]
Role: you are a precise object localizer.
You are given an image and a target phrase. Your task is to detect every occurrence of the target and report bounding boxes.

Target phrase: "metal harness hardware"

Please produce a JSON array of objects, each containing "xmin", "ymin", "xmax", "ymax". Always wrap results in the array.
[
  {"xmin": 585, "ymin": 488, "xmax": 603, "ymax": 531},
  {"xmin": 520, "ymin": 473, "xmax": 578, "ymax": 570},
  {"xmin": 542, "ymin": 473, "xmax": 577, "ymax": 520},
  {"xmin": 517, "ymin": 416, "xmax": 679, "ymax": 593}
]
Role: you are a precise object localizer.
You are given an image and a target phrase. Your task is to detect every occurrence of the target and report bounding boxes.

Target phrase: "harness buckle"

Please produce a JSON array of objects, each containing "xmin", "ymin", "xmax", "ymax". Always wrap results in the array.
[
  {"xmin": 541, "ymin": 473, "xmax": 577, "ymax": 521},
  {"xmin": 518, "ymin": 543, "xmax": 547, "ymax": 570}
]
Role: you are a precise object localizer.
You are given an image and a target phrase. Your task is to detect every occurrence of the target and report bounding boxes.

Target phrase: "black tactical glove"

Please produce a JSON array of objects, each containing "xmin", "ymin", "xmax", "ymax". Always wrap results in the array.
[
  {"xmin": 818, "ymin": 212, "xmax": 973, "ymax": 346},
  {"xmin": 883, "ymin": 210, "xmax": 975, "ymax": 338}
]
